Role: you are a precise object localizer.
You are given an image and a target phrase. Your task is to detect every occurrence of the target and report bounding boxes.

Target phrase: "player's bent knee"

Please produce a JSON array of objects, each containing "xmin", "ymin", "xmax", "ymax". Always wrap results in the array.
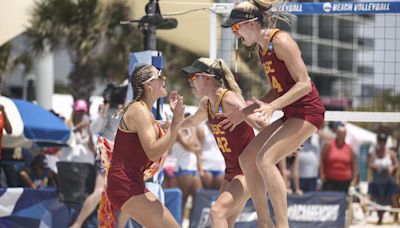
[
  {"xmin": 256, "ymin": 156, "xmax": 274, "ymax": 171},
  {"xmin": 210, "ymin": 203, "xmax": 229, "ymax": 220}
]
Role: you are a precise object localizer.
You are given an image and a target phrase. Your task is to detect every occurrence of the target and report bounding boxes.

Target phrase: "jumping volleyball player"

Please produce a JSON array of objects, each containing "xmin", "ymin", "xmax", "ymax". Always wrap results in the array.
[{"xmin": 220, "ymin": 1, "xmax": 325, "ymax": 227}]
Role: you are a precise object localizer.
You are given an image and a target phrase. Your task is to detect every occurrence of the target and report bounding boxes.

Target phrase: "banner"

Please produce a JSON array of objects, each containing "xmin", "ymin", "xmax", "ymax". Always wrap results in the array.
[
  {"xmin": 189, "ymin": 189, "xmax": 259, "ymax": 228},
  {"xmin": 287, "ymin": 192, "xmax": 347, "ymax": 228},
  {"xmin": 190, "ymin": 190, "xmax": 347, "ymax": 228},
  {"xmin": 274, "ymin": 2, "xmax": 400, "ymax": 15},
  {"xmin": 0, "ymin": 188, "xmax": 69, "ymax": 227},
  {"xmin": 0, "ymin": 187, "xmax": 182, "ymax": 227}
]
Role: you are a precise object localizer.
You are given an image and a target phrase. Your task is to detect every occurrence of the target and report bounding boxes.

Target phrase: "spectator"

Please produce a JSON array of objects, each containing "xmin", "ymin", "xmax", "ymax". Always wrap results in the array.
[
  {"xmin": 62, "ymin": 99, "xmax": 95, "ymax": 164},
  {"xmin": 198, "ymin": 122, "xmax": 225, "ymax": 190},
  {"xmin": 0, "ymin": 103, "xmax": 12, "ymax": 187},
  {"xmin": 20, "ymin": 154, "xmax": 58, "ymax": 189},
  {"xmin": 368, "ymin": 132, "xmax": 399, "ymax": 225},
  {"xmin": 162, "ymin": 152, "xmax": 178, "ymax": 189},
  {"xmin": 71, "ymin": 85, "xmax": 128, "ymax": 228},
  {"xmin": 91, "ymin": 83, "xmax": 127, "ymax": 141},
  {"xmin": 298, "ymin": 135, "xmax": 321, "ymax": 192},
  {"xmin": 171, "ymin": 113, "xmax": 202, "ymax": 218},
  {"xmin": 320, "ymin": 124, "xmax": 358, "ymax": 192},
  {"xmin": 279, "ymin": 151, "xmax": 302, "ymax": 195},
  {"xmin": 60, "ymin": 99, "xmax": 96, "ymax": 227}
]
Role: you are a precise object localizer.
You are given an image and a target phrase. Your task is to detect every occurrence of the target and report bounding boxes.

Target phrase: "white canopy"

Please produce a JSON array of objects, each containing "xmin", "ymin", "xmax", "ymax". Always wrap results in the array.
[
  {"xmin": 345, "ymin": 122, "xmax": 376, "ymax": 153},
  {"xmin": 0, "ymin": 96, "xmax": 30, "ymax": 148},
  {"xmin": 0, "ymin": 0, "xmax": 214, "ymax": 56}
]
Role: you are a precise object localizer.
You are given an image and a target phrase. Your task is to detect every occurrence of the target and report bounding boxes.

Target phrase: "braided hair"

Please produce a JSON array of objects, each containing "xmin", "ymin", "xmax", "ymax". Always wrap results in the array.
[
  {"xmin": 113, "ymin": 64, "xmax": 154, "ymax": 118},
  {"xmin": 131, "ymin": 64, "xmax": 154, "ymax": 101}
]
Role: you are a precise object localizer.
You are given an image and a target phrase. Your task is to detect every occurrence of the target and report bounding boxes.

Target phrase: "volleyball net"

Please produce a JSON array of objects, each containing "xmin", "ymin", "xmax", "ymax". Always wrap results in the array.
[{"xmin": 209, "ymin": 1, "xmax": 400, "ymax": 122}]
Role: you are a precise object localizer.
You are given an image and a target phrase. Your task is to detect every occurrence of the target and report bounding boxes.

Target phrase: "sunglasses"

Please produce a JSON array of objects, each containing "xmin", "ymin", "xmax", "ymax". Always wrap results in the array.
[
  {"xmin": 231, "ymin": 18, "xmax": 258, "ymax": 32},
  {"xmin": 188, "ymin": 73, "xmax": 198, "ymax": 81},
  {"xmin": 187, "ymin": 73, "xmax": 215, "ymax": 82},
  {"xmin": 142, "ymin": 70, "xmax": 166, "ymax": 84}
]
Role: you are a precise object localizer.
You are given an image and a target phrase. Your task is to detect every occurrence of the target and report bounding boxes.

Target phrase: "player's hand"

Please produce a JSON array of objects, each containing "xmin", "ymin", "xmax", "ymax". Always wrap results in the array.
[
  {"xmin": 252, "ymin": 97, "xmax": 273, "ymax": 124},
  {"xmin": 159, "ymin": 112, "xmax": 171, "ymax": 131},
  {"xmin": 169, "ymin": 91, "xmax": 185, "ymax": 130},
  {"xmin": 216, "ymin": 105, "xmax": 245, "ymax": 132}
]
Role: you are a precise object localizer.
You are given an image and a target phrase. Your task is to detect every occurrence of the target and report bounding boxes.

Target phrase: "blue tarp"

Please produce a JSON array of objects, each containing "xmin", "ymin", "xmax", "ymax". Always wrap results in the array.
[{"xmin": 12, "ymin": 99, "xmax": 71, "ymax": 147}]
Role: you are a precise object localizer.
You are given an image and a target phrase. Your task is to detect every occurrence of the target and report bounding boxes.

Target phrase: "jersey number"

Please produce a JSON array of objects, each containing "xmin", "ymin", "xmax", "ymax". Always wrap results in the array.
[
  {"xmin": 271, "ymin": 76, "xmax": 283, "ymax": 93},
  {"xmin": 216, "ymin": 137, "xmax": 231, "ymax": 153}
]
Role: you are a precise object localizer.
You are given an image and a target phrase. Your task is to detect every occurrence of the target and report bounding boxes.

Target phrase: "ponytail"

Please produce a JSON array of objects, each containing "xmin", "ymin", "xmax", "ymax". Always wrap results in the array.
[{"xmin": 217, "ymin": 59, "xmax": 242, "ymax": 96}]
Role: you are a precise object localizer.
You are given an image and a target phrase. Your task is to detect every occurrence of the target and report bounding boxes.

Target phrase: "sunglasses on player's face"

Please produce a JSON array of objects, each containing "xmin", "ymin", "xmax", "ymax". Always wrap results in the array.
[
  {"xmin": 142, "ymin": 70, "xmax": 166, "ymax": 84},
  {"xmin": 231, "ymin": 18, "xmax": 258, "ymax": 32},
  {"xmin": 187, "ymin": 72, "xmax": 215, "ymax": 82}
]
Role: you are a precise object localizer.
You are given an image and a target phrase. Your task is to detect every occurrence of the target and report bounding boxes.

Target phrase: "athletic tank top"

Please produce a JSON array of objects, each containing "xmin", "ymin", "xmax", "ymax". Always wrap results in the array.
[
  {"xmin": 207, "ymin": 89, "xmax": 255, "ymax": 174},
  {"xmin": 108, "ymin": 102, "xmax": 164, "ymax": 183},
  {"xmin": 324, "ymin": 140, "xmax": 353, "ymax": 181},
  {"xmin": 373, "ymin": 152, "xmax": 392, "ymax": 170},
  {"xmin": 258, "ymin": 29, "xmax": 325, "ymax": 115}
]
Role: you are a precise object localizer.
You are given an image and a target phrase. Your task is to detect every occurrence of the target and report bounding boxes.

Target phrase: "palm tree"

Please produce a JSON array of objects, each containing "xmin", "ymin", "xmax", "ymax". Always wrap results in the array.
[
  {"xmin": 0, "ymin": 42, "xmax": 34, "ymax": 96},
  {"xmin": 0, "ymin": 42, "xmax": 12, "ymax": 76},
  {"xmin": 27, "ymin": 0, "xmax": 141, "ymax": 100},
  {"xmin": 0, "ymin": 42, "xmax": 13, "ymax": 91}
]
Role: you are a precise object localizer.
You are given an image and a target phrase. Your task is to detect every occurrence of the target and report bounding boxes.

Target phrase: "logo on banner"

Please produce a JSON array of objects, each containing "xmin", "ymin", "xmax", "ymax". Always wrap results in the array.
[
  {"xmin": 354, "ymin": 3, "xmax": 390, "ymax": 12},
  {"xmin": 276, "ymin": 4, "xmax": 303, "ymax": 13},
  {"xmin": 323, "ymin": 3, "xmax": 332, "ymax": 12},
  {"xmin": 198, "ymin": 208, "xmax": 211, "ymax": 228},
  {"xmin": 323, "ymin": 2, "xmax": 391, "ymax": 13},
  {"xmin": 288, "ymin": 204, "xmax": 340, "ymax": 222}
]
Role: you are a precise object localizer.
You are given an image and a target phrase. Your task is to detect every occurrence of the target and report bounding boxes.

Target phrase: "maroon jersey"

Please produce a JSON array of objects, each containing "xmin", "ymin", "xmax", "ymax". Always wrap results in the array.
[
  {"xmin": 258, "ymin": 29, "xmax": 325, "ymax": 115},
  {"xmin": 107, "ymin": 120, "xmax": 164, "ymax": 209},
  {"xmin": 207, "ymin": 89, "xmax": 255, "ymax": 181}
]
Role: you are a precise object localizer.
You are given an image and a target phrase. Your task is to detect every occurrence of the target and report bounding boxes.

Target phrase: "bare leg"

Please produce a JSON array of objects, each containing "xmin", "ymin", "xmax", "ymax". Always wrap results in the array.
[
  {"xmin": 188, "ymin": 175, "xmax": 202, "ymax": 219},
  {"xmin": 257, "ymin": 118, "xmax": 317, "ymax": 228},
  {"xmin": 176, "ymin": 174, "xmax": 194, "ymax": 218},
  {"xmin": 210, "ymin": 175, "xmax": 249, "ymax": 228},
  {"xmin": 191, "ymin": 175, "xmax": 202, "ymax": 195},
  {"xmin": 226, "ymin": 203, "xmax": 245, "ymax": 228},
  {"xmin": 116, "ymin": 212, "xmax": 129, "ymax": 228},
  {"xmin": 201, "ymin": 172, "xmax": 213, "ymax": 189},
  {"xmin": 121, "ymin": 192, "xmax": 179, "ymax": 227},
  {"xmin": 212, "ymin": 175, "xmax": 224, "ymax": 190},
  {"xmin": 239, "ymin": 120, "xmax": 282, "ymax": 228},
  {"xmin": 163, "ymin": 176, "xmax": 178, "ymax": 189},
  {"xmin": 70, "ymin": 173, "xmax": 105, "ymax": 228}
]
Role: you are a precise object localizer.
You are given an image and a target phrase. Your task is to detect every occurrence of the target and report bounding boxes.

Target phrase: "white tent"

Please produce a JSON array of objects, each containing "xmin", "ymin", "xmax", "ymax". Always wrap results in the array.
[
  {"xmin": 0, "ymin": 0, "xmax": 35, "ymax": 46},
  {"xmin": 345, "ymin": 122, "xmax": 376, "ymax": 153},
  {"xmin": 1, "ymin": 0, "xmax": 215, "ymax": 56}
]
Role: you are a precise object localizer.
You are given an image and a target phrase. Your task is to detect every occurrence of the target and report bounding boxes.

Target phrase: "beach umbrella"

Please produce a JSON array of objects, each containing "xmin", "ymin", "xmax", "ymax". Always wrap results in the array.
[{"xmin": 1, "ymin": 97, "xmax": 70, "ymax": 148}]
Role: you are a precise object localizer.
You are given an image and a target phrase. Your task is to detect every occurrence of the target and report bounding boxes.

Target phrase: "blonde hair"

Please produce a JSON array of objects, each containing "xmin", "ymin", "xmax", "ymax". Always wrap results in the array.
[
  {"xmin": 234, "ymin": 0, "xmax": 295, "ymax": 29},
  {"xmin": 217, "ymin": 59, "xmax": 242, "ymax": 95},
  {"xmin": 202, "ymin": 58, "xmax": 242, "ymax": 95}
]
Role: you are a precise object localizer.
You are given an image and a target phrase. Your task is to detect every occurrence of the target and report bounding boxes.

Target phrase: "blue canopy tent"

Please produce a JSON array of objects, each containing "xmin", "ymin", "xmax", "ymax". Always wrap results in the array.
[{"xmin": 1, "ymin": 98, "xmax": 71, "ymax": 148}]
